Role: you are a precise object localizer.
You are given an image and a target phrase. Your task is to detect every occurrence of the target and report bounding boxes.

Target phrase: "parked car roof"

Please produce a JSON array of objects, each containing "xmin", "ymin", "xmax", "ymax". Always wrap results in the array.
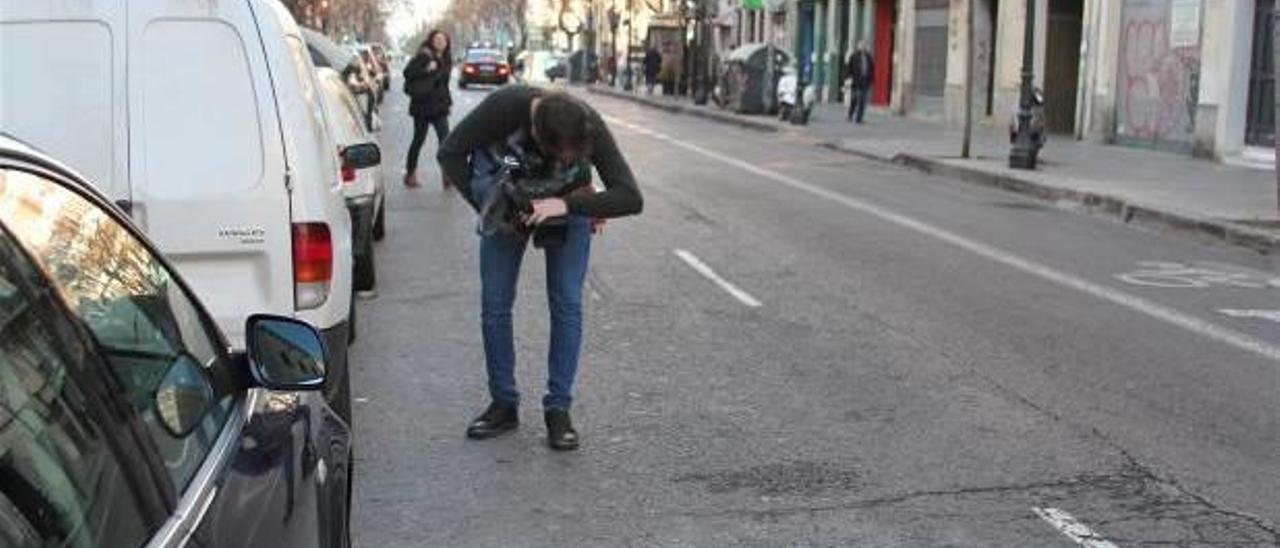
[{"xmin": 302, "ymin": 27, "xmax": 357, "ymax": 69}]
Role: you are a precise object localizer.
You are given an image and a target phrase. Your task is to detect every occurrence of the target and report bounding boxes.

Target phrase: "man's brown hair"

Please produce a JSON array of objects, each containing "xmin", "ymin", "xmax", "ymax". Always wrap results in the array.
[{"xmin": 532, "ymin": 92, "xmax": 599, "ymax": 159}]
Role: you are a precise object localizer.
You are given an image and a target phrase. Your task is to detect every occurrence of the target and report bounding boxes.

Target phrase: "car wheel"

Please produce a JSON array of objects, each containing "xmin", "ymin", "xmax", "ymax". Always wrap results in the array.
[
  {"xmin": 354, "ymin": 240, "xmax": 376, "ymax": 292},
  {"xmin": 372, "ymin": 198, "xmax": 386, "ymax": 242}
]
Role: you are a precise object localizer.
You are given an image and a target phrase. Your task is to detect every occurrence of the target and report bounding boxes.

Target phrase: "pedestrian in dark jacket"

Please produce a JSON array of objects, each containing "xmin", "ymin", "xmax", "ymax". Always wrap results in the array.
[
  {"xmin": 403, "ymin": 30, "xmax": 453, "ymax": 188},
  {"xmin": 643, "ymin": 48, "xmax": 662, "ymax": 94},
  {"xmin": 845, "ymin": 41, "xmax": 874, "ymax": 124},
  {"xmin": 436, "ymin": 86, "xmax": 643, "ymax": 451}
]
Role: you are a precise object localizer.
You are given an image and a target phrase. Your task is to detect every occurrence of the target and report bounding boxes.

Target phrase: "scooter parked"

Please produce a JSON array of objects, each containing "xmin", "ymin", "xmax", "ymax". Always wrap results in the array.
[{"xmin": 776, "ymin": 65, "xmax": 816, "ymax": 125}]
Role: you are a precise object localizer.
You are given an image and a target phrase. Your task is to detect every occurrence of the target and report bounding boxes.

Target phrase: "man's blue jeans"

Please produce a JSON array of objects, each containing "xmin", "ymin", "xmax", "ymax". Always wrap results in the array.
[{"xmin": 480, "ymin": 216, "xmax": 591, "ymax": 410}]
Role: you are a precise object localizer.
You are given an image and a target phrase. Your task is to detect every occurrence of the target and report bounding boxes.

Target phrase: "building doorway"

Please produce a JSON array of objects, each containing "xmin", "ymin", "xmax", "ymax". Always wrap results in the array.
[
  {"xmin": 799, "ymin": 1, "xmax": 817, "ymax": 80},
  {"xmin": 872, "ymin": 0, "xmax": 895, "ymax": 105},
  {"xmin": 912, "ymin": 0, "xmax": 948, "ymax": 114},
  {"xmin": 1246, "ymin": 0, "xmax": 1275, "ymax": 147},
  {"xmin": 984, "ymin": 0, "xmax": 999, "ymax": 116},
  {"xmin": 1044, "ymin": 0, "xmax": 1083, "ymax": 133}
]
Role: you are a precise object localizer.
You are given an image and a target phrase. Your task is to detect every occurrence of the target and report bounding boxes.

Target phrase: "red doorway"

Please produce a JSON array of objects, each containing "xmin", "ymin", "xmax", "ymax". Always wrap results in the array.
[{"xmin": 872, "ymin": 0, "xmax": 896, "ymax": 105}]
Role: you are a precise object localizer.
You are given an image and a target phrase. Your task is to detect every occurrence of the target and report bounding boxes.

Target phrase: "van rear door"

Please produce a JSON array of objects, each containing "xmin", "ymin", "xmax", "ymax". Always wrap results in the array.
[{"xmin": 126, "ymin": 0, "xmax": 293, "ymax": 346}]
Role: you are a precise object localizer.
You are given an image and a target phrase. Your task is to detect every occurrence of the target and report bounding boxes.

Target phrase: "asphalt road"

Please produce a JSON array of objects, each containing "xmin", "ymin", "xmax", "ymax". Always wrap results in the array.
[{"xmin": 351, "ymin": 81, "xmax": 1280, "ymax": 547}]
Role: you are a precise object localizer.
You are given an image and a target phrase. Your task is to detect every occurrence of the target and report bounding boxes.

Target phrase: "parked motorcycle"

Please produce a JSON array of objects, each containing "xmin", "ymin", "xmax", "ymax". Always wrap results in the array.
[{"xmin": 776, "ymin": 65, "xmax": 816, "ymax": 125}]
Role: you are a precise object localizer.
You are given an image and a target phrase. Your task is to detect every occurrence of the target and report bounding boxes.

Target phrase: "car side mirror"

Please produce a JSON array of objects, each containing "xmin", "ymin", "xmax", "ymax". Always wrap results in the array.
[
  {"xmin": 155, "ymin": 354, "xmax": 217, "ymax": 437},
  {"xmin": 246, "ymin": 314, "xmax": 328, "ymax": 391},
  {"xmin": 342, "ymin": 142, "xmax": 381, "ymax": 170}
]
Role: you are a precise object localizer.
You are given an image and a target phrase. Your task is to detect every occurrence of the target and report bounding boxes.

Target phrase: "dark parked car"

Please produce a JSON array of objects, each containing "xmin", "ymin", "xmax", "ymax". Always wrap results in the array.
[
  {"xmin": 545, "ymin": 60, "xmax": 566, "ymax": 81},
  {"xmin": 0, "ymin": 135, "xmax": 354, "ymax": 548},
  {"xmin": 459, "ymin": 48, "xmax": 511, "ymax": 88},
  {"xmin": 547, "ymin": 50, "xmax": 599, "ymax": 83}
]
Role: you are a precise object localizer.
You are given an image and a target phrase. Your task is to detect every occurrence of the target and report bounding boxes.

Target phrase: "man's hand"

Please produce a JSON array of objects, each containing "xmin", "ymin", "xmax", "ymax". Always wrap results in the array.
[{"xmin": 526, "ymin": 198, "xmax": 568, "ymax": 226}]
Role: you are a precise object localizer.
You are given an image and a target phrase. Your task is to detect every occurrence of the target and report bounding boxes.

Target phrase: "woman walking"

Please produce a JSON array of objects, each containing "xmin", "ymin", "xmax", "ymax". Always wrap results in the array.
[{"xmin": 403, "ymin": 30, "xmax": 453, "ymax": 188}]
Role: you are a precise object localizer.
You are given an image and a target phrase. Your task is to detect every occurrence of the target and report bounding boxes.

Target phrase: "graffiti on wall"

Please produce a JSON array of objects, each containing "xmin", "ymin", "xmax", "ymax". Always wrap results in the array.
[{"xmin": 1116, "ymin": 0, "xmax": 1202, "ymax": 147}]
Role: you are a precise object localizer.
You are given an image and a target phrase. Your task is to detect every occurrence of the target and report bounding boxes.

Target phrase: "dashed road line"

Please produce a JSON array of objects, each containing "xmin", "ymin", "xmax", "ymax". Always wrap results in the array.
[
  {"xmin": 674, "ymin": 249, "xmax": 763, "ymax": 307},
  {"xmin": 1033, "ymin": 507, "xmax": 1119, "ymax": 548},
  {"xmin": 607, "ymin": 116, "xmax": 1280, "ymax": 364}
]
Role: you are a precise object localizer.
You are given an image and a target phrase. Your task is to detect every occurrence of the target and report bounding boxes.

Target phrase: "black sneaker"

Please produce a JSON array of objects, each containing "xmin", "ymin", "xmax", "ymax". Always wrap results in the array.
[
  {"xmin": 465, "ymin": 402, "xmax": 519, "ymax": 439},
  {"xmin": 544, "ymin": 409, "xmax": 580, "ymax": 451}
]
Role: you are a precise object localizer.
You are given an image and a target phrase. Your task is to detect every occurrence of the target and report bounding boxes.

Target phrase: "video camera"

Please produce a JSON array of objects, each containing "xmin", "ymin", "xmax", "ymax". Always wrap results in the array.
[{"xmin": 476, "ymin": 139, "xmax": 589, "ymax": 248}]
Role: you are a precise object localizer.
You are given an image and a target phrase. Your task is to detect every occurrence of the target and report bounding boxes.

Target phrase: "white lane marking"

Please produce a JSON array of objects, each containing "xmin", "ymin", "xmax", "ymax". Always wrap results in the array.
[
  {"xmin": 1116, "ymin": 261, "xmax": 1280, "ymax": 289},
  {"xmin": 355, "ymin": 397, "xmax": 370, "ymax": 403},
  {"xmin": 1220, "ymin": 309, "xmax": 1280, "ymax": 323},
  {"xmin": 1033, "ymin": 507, "xmax": 1119, "ymax": 548},
  {"xmin": 674, "ymin": 249, "xmax": 763, "ymax": 307},
  {"xmin": 606, "ymin": 116, "xmax": 1280, "ymax": 363}
]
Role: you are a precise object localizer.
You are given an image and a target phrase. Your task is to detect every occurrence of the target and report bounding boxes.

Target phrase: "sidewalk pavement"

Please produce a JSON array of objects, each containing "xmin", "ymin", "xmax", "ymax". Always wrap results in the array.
[{"xmin": 586, "ymin": 84, "xmax": 1280, "ymax": 254}]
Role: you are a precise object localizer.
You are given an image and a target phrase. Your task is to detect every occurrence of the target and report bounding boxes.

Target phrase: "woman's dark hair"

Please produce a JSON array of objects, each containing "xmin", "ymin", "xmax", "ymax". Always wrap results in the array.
[
  {"xmin": 421, "ymin": 30, "xmax": 452, "ymax": 62},
  {"xmin": 532, "ymin": 92, "xmax": 599, "ymax": 158}
]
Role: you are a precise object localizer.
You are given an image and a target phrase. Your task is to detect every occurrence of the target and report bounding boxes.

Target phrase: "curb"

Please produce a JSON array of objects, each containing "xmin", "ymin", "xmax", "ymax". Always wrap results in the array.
[
  {"xmin": 882, "ymin": 150, "xmax": 1279, "ymax": 255},
  {"xmin": 585, "ymin": 83, "xmax": 1279, "ymax": 255},
  {"xmin": 586, "ymin": 85, "xmax": 780, "ymax": 133}
]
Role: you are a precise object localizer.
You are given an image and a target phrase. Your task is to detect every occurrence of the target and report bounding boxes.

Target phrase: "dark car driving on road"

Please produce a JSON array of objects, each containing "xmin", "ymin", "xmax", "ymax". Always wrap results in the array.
[
  {"xmin": 0, "ymin": 136, "xmax": 354, "ymax": 548},
  {"xmin": 459, "ymin": 48, "xmax": 511, "ymax": 88}
]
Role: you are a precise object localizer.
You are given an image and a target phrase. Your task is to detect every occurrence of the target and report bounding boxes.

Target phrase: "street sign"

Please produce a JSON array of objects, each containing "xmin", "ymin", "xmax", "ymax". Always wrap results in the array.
[{"xmin": 742, "ymin": 0, "xmax": 762, "ymax": 9}]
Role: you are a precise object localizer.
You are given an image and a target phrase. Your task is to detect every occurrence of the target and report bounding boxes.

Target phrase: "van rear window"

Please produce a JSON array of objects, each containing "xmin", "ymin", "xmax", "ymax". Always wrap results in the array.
[
  {"xmin": 0, "ymin": 22, "xmax": 116, "ymax": 195},
  {"xmin": 141, "ymin": 21, "xmax": 264, "ymax": 198}
]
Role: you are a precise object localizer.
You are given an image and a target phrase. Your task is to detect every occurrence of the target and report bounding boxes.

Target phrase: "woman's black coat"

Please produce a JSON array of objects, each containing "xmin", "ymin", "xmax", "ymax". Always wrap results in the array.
[{"xmin": 404, "ymin": 51, "xmax": 452, "ymax": 119}]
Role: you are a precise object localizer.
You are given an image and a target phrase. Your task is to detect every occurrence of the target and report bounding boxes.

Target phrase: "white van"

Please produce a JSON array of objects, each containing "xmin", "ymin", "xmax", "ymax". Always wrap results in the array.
[
  {"xmin": 1, "ymin": 0, "xmax": 357, "ymax": 418},
  {"xmin": 316, "ymin": 68, "xmax": 386, "ymax": 294},
  {"xmin": 304, "ymin": 28, "xmax": 387, "ymax": 294}
]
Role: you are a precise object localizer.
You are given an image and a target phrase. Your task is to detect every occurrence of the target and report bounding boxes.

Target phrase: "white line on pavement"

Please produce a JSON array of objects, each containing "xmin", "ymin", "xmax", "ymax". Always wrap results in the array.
[
  {"xmin": 1219, "ymin": 309, "xmax": 1280, "ymax": 323},
  {"xmin": 674, "ymin": 249, "xmax": 763, "ymax": 307},
  {"xmin": 606, "ymin": 115, "xmax": 1280, "ymax": 364},
  {"xmin": 1033, "ymin": 507, "xmax": 1119, "ymax": 548}
]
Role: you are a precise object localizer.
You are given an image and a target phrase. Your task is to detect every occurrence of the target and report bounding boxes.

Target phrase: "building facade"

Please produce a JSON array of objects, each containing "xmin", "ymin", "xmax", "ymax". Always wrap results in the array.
[{"xmin": 714, "ymin": 0, "xmax": 1274, "ymax": 163}]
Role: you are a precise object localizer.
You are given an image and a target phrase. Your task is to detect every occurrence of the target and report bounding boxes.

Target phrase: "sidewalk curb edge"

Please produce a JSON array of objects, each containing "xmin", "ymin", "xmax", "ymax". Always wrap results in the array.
[{"xmin": 888, "ymin": 151, "xmax": 1279, "ymax": 255}]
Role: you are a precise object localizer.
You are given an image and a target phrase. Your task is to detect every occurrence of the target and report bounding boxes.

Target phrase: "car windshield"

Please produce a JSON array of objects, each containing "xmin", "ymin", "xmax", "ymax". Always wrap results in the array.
[{"xmin": 466, "ymin": 50, "xmax": 502, "ymax": 64}]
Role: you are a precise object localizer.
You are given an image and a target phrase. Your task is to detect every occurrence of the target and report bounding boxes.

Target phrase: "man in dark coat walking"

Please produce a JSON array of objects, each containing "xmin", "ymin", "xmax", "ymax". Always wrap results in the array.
[
  {"xmin": 845, "ymin": 41, "xmax": 874, "ymax": 124},
  {"xmin": 643, "ymin": 48, "xmax": 662, "ymax": 95}
]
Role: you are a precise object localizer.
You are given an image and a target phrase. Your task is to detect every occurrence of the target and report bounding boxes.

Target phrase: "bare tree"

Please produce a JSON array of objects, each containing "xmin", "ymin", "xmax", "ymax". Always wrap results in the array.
[
  {"xmin": 429, "ymin": 0, "xmax": 533, "ymax": 52},
  {"xmin": 280, "ymin": 0, "xmax": 391, "ymax": 42}
]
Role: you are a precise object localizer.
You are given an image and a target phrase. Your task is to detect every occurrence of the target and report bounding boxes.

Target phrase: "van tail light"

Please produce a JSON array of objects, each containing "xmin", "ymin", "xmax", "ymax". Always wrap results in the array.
[
  {"xmin": 292, "ymin": 223, "xmax": 332, "ymax": 310},
  {"xmin": 338, "ymin": 147, "xmax": 356, "ymax": 184},
  {"xmin": 464, "ymin": 65, "xmax": 478, "ymax": 74}
]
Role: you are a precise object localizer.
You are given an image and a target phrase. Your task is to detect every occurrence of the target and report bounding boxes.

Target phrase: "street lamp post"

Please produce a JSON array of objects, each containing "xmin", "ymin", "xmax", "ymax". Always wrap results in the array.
[
  {"xmin": 1009, "ymin": 0, "xmax": 1041, "ymax": 169},
  {"xmin": 622, "ymin": 0, "xmax": 635, "ymax": 90},
  {"xmin": 559, "ymin": 9, "xmax": 584, "ymax": 83},
  {"xmin": 693, "ymin": 0, "xmax": 709, "ymax": 104},
  {"xmin": 609, "ymin": 7, "xmax": 621, "ymax": 87}
]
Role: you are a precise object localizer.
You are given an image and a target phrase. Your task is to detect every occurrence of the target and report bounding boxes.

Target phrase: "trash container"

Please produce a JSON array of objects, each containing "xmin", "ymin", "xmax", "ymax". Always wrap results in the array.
[{"xmin": 719, "ymin": 43, "xmax": 791, "ymax": 114}]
